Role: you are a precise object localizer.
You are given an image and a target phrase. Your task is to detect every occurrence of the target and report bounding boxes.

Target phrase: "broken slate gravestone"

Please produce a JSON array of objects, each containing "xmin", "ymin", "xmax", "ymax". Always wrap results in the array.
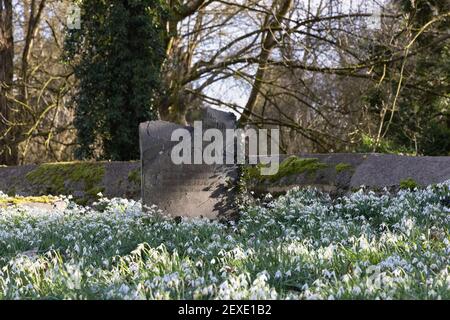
[{"xmin": 139, "ymin": 107, "xmax": 238, "ymax": 219}]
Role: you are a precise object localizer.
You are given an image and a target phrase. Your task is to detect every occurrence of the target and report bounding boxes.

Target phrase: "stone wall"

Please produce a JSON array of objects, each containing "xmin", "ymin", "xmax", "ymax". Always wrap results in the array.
[
  {"xmin": 1, "ymin": 153, "xmax": 449, "ymax": 208},
  {"xmin": 245, "ymin": 153, "xmax": 450, "ymax": 196},
  {"xmin": 0, "ymin": 161, "xmax": 140, "ymax": 203}
]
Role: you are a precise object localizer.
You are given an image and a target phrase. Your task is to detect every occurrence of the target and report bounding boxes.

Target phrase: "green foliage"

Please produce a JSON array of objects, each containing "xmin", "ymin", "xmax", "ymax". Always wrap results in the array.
[
  {"xmin": 419, "ymin": 123, "xmax": 450, "ymax": 156},
  {"xmin": 357, "ymin": 134, "xmax": 415, "ymax": 155},
  {"xmin": 399, "ymin": 0, "xmax": 450, "ymax": 31},
  {"xmin": 400, "ymin": 178, "xmax": 419, "ymax": 190},
  {"xmin": 361, "ymin": 1, "xmax": 450, "ymax": 156},
  {"xmin": 65, "ymin": 0, "xmax": 168, "ymax": 160},
  {"xmin": 127, "ymin": 168, "xmax": 141, "ymax": 185}
]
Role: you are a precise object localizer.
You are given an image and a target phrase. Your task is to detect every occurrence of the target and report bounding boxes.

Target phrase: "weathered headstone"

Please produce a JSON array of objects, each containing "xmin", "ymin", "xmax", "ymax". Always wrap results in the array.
[{"xmin": 139, "ymin": 107, "xmax": 238, "ymax": 219}]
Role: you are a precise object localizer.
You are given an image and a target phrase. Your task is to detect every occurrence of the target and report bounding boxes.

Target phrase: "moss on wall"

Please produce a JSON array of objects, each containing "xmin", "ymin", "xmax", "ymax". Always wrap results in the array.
[
  {"xmin": 244, "ymin": 156, "xmax": 328, "ymax": 183},
  {"xmin": 6, "ymin": 187, "xmax": 16, "ymax": 197},
  {"xmin": 25, "ymin": 162, "xmax": 105, "ymax": 203},
  {"xmin": 128, "ymin": 168, "xmax": 141, "ymax": 185},
  {"xmin": 400, "ymin": 178, "xmax": 419, "ymax": 190},
  {"xmin": 335, "ymin": 162, "xmax": 353, "ymax": 173}
]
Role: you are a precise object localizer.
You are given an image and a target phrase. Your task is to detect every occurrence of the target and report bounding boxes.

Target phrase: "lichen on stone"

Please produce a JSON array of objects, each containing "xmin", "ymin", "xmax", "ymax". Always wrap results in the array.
[{"xmin": 0, "ymin": 195, "xmax": 58, "ymax": 207}]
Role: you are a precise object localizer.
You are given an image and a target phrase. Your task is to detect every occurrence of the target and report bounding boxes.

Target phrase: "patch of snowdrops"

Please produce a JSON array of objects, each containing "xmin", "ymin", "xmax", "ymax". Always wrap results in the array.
[{"xmin": 0, "ymin": 181, "xmax": 449, "ymax": 300}]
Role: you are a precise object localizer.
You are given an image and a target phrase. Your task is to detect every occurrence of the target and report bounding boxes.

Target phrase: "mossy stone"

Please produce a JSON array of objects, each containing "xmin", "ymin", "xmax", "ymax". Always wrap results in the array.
[
  {"xmin": 335, "ymin": 162, "xmax": 353, "ymax": 173},
  {"xmin": 26, "ymin": 162, "xmax": 105, "ymax": 203},
  {"xmin": 400, "ymin": 178, "xmax": 419, "ymax": 190},
  {"xmin": 128, "ymin": 168, "xmax": 141, "ymax": 185},
  {"xmin": 244, "ymin": 156, "xmax": 329, "ymax": 183}
]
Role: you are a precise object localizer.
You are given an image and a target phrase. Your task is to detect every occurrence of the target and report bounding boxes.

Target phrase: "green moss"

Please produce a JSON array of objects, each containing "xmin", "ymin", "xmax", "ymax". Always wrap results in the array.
[
  {"xmin": 127, "ymin": 168, "xmax": 141, "ymax": 185},
  {"xmin": 0, "ymin": 195, "xmax": 58, "ymax": 206},
  {"xmin": 26, "ymin": 162, "xmax": 105, "ymax": 202},
  {"xmin": 244, "ymin": 156, "xmax": 328, "ymax": 182},
  {"xmin": 400, "ymin": 178, "xmax": 419, "ymax": 190},
  {"xmin": 335, "ymin": 162, "xmax": 353, "ymax": 173},
  {"xmin": 6, "ymin": 187, "xmax": 16, "ymax": 197},
  {"xmin": 85, "ymin": 186, "xmax": 105, "ymax": 197}
]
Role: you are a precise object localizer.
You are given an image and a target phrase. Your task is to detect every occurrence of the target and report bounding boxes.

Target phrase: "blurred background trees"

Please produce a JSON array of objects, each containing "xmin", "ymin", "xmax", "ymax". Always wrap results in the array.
[
  {"xmin": 1, "ymin": 0, "xmax": 75, "ymax": 165},
  {"xmin": 363, "ymin": 0, "xmax": 450, "ymax": 156},
  {"xmin": 0, "ymin": 0, "xmax": 449, "ymax": 165}
]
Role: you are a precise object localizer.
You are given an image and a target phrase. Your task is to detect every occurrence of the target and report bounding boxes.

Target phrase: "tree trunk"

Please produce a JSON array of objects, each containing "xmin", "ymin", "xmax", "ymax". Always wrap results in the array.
[
  {"xmin": 239, "ymin": 0, "xmax": 293, "ymax": 126},
  {"xmin": 0, "ymin": 0, "xmax": 17, "ymax": 165},
  {"xmin": 158, "ymin": 0, "xmax": 209, "ymax": 122}
]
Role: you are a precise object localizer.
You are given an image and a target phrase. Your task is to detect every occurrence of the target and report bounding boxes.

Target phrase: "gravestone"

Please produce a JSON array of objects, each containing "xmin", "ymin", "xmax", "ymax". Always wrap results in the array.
[{"xmin": 139, "ymin": 107, "xmax": 238, "ymax": 219}]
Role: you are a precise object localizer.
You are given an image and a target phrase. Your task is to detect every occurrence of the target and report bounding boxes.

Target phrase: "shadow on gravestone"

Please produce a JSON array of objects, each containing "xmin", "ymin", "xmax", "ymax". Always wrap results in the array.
[{"xmin": 139, "ymin": 107, "xmax": 238, "ymax": 219}]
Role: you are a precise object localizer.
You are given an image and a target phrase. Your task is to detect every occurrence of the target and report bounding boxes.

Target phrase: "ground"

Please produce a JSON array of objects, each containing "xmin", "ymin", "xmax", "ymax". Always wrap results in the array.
[{"xmin": 0, "ymin": 182, "xmax": 449, "ymax": 299}]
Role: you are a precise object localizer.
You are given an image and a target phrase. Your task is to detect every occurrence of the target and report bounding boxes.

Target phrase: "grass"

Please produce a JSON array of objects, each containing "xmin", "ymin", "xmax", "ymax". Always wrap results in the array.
[{"xmin": 0, "ymin": 181, "xmax": 449, "ymax": 300}]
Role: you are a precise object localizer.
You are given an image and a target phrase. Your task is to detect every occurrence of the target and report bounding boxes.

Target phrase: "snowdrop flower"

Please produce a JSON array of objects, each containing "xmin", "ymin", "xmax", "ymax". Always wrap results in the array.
[{"xmin": 0, "ymin": 180, "xmax": 448, "ymax": 299}]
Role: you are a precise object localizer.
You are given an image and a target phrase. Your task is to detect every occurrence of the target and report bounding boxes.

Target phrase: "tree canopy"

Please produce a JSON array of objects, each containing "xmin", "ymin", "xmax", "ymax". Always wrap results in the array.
[{"xmin": 0, "ymin": 0, "xmax": 449, "ymax": 165}]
